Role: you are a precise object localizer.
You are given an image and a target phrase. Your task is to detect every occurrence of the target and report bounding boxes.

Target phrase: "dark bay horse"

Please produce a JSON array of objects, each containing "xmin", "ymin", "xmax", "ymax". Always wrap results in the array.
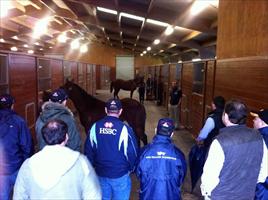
[
  {"xmin": 62, "ymin": 80, "xmax": 148, "ymax": 145},
  {"xmin": 110, "ymin": 76, "xmax": 144, "ymax": 99}
]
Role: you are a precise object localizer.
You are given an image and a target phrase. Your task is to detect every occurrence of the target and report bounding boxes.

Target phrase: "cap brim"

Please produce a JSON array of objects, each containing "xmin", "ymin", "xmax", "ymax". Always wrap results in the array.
[{"xmin": 250, "ymin": 111, "xmax": 259, "ymax": 117}]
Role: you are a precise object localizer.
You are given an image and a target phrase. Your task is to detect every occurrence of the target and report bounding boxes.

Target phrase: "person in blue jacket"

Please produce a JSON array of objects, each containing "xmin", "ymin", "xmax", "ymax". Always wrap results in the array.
[
  {"xmin": 84, "ymin": 98, "xmax": 138, "ymax": 200},
  {"xmin": 0, "ymin": 94, "xmax": 32, "ymax": 200},
  {"xmin": 251, "ymin": 109, "xmax": 268, "ymax": 200},
  {"xmin": 136, "ymin": 118, "xmax": 187, "ymax": 200}
]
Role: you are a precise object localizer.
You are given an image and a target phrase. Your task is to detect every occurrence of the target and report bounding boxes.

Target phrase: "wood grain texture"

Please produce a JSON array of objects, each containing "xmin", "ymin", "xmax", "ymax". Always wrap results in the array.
[{"xmin": 51, "ymin": 59, "xmax": 63, "ymax": 90}]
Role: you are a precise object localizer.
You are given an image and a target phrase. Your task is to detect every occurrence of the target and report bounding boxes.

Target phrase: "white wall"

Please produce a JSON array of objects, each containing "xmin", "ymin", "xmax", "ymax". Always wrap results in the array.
[{"xmin": 116, "ymin": 56, "xmax": 134, "ymax": 80}]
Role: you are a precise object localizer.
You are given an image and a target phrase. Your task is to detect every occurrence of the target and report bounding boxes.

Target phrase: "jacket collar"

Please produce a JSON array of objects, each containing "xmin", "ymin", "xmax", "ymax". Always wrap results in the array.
[{"xmin": 152, "ymin": 134, "xmax": 172, "ymax": 144}]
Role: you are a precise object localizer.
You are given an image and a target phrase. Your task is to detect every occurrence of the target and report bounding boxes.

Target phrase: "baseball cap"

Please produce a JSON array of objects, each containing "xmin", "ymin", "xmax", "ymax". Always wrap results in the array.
[
  {"xmin": 250, "ymin": 109, "xmax": 268, "ymax": 124},
  {"xmin": 0, "ymin": 94, "xmax": 15, "ymax": 108},
  {"xmin": 50, "ymin": 88, "xmax": 68, "ymax": 103},
  {"xmin": 157, "ymin": 118, "xmax": 175, "ymax": 136},
  {"xmin": 105, "ymin": 98, "xmax": 122, "ymax": 113}
]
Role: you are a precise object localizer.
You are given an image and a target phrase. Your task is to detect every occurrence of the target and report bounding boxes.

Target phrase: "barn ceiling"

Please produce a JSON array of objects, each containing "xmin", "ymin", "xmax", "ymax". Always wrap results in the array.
[{"xmin": 0, "ymin": 0, "xmax": 218, "ymax": 61}]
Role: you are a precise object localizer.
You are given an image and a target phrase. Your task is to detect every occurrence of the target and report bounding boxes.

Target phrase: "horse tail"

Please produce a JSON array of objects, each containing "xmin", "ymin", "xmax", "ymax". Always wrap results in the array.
[{"xmin": 110, "ymin": 81, "xmax": 114, "ymax": 93}]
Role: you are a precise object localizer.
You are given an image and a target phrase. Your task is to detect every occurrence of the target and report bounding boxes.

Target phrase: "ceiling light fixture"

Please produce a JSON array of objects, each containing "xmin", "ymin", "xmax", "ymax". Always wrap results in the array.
[
  {"xmin": 28, "ymin": 50, "xmax": 34, "ymax": 54},
  {"xmin": 39, "ymin": 48, "xmax": 43, "ymax": 50},
  {"xmin": 140, "ymin": 53, "xmax": 143, "ymax": 56},
  {"xmin": 58, "ymin": 32, "xmax": 67, "ymax": 43},
  {"xmin": 97, "ymin": 7, "xmax": 117, "ymax": 15},
  {"xmin": 0, "ymin": 0, "xmax": 13, "ymax": 18},
  {"xmin": 146, "ymin": 19, "xmax": 169, "ymax": 27},
  {"xmin": 23, "ymin": 44, "xmax": 28, "ymax": 48},
  {"xmin": 10, "ymin": 46, "xmax": 18, "ymax": 51},
  {"xmin": 33, "ymin": 17, "xmax": 50, "ymax": 38},
  {"xmin": 192, "ymin": 58, "xmax": 201, "ymax": 62},
  {"xmin": 34, "ymin": 42, "xmax": 40, "ymax": 45},
  {"xmin": 153, "ymin": 39, "xmax": 160, "ymax": 45},
  {"xmin": 119, "ymin": 12, "xmax": 145, "ymax": 22},
  {"xmin": 80, "ymin": 44, "xmax": 88, "ymax": 53},
  {"xmin": 190, "ymin": 0, "xmax": 210, "ymax": 16},
  {"xmin": 0, "ymin": 38, "xmax": 5, "ymax": 43},
  {"xmin": 164, "ymin": 26, "xmax": 174, "ymax": 35},
  {"xmin": 12, "ymin": 36, "xmax": 19, "ymax": 40},
  {"xmin": 147, "ymin": 47, "xmax": 151, "ymax": 51},
  {"xmin": 143, "ymin": 50, "xmax": 147, "ymax": 54},
  {"xmin": 71, "ymin": 38, "xmax": 80, "ymax": 49},
  {"xmin": 178, "ymin": 60, "xmax": 182, "ymax": 63},
  {"xmin": 159, "ymin": 50, "xmax": 164, "ymax": 53},
  {"xmin": 49, "ymin": 46, "xmax": 53, "ymax": 49}
]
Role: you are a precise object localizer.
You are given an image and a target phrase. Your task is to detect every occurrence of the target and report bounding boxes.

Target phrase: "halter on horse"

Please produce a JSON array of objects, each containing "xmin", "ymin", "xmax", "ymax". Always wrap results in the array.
[{"xmin": 61, "ymin": 80, "xmax": 148, "ymax": 146}]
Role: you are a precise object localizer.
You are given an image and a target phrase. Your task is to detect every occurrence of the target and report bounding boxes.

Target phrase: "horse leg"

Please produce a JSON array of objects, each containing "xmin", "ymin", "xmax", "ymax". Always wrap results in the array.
[
  {"xmin": 114, "ymin": 89, "xmax": 120, "ymax": 99},
  {"xmin": 130, "ymin": 90, "xmax": 134, "ymax": 99}
]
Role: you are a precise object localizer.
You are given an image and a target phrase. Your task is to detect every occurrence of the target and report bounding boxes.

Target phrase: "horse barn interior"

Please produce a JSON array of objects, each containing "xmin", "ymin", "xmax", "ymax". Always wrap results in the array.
[{"xmin": 0, "ymin": 0, "xmax": 268, "ymax": 199}]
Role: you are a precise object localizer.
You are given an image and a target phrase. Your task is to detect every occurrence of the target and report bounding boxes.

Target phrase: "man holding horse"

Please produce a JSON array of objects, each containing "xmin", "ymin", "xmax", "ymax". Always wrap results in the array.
[{"xmin": 84, "ymin": 98, "xmax": 138, "ymax": 200}]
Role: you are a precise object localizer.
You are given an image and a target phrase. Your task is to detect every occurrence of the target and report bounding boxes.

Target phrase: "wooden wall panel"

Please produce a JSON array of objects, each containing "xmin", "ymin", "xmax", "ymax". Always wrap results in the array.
[
  {"xmin": 9, "ymin": 54, "xmax": 37, "ymax": 142},
  {"xmin": 215, "ymin": 58, "xmax": 268, "ymax": 111},
  {"xmin": 110, "ymin": 66, "xmax": 116, "ymax": 81},
  {"xmin": 51, "ymin": 59, "xmax": 63, "ymax": 90},
  {"xmin": 96, "ymin": 65, "xmax": 101, "ymax": 90},
  {"xmin": 204, "ymin": 60, "xmax": 216, "ymax": 116},
  {"xmin": 181, "ymin": 63, "xmax": 193, "ymax": 129},
  {"xmin": 82, "ymin": 63, "xmax": 87, "ymax": 91},
  {"xmin": 191, "ymin": 93, "xmax": 204, "ymax": 137},
  {"xmin": 70, "ymin": 61, "xmax": 78, "ymax": 83},
  {"xmin": 217, "ymin": 0, "xmax": 268, "ymax": 59}
]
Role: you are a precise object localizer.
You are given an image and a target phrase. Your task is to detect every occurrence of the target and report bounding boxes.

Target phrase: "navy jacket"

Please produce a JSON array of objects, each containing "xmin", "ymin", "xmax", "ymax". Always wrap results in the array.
[
  {"xmin": 255, "ymin": 127, "xmax": 268, "ymax": 200},
  {"xmin": 84, "ymin": 116, "xmax": 138, "ymax": 178},
  {"xmin": 136, "ymin": 135, "xmax": 187, "ymax": 200},
  {"xmin": 0, "ymin": 109, "xmax": 32, "ymax": 175}
]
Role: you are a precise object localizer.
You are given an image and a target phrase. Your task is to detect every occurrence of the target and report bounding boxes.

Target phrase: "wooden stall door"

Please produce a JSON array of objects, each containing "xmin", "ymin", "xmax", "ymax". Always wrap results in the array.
[
  {"xmin": 86, "ymin": 64, "xmax": 92, "ymax": 94},
  {"xmin": 51, "ymin": 59, "xmax": 63, "ymax": 90},
  {"xmin": 70, "ymin": 61, "xmax": 78, "ymax": 83},
  {"xmin": 9, "ymin": 54, "xmax": 37, "ymax": 142},
  {"xmin": 95, "ymin": 64, "xmax": 101, "ymax": 90},
  {"xmin": 0, "ymin": 54, "xmax": 9, "ymax": 94},
  {"xmin": 191, "ymin": 62, "xmax": 206, "ymax": 137},
  {"xmin": 92, "ymin": 64, "xmax": 96, "ymax": 95}
]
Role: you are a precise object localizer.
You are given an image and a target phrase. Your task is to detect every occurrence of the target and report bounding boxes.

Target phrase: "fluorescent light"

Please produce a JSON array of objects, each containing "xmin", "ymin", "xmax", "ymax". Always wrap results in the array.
[
  {"xmin": 119, "ymin": 12, "xmax": 144, "ymax": 21},
  {"xmin": 159, "ymin": 50, "xmax": 164, "ymax": 53},
  {"xmin": 165, "ymin": 26, "xmax": 174, "ymax": 35},
  {"xmin": 33, "ymin": 17, "xmax": 49, "ymax": 38},
  {"xmin": 97, "ymin": 7, "xmax": 117, "ymax": 15},
  {"xmin": 28, "ymin": 50, "xmax": 34, "ymax": 54},
  {"xmin": 0, "ymin": 38, "xmax": 5, "ymax": 43},
  {"xmin": 190, "ymin": 0, "xmax": 209, "ymax": 16},
  {"xmin": 146, "ymin": 19, "xmax": 169, "ymax": 27},
  {"xmin": 153, "ymin": 39, "xmax": 160, "ymax": 45},
  {"xmin": 23, "ymin": 44, "xmax": 28, "ymax": 48},
  {"xmin": 147, "ymin": 47, "xmax": 151, "ymax": 51},
  {"xmin": 143, "ymin": 50, "xmax": 147, "ymax": 54},
  {"xmin": 71, "ymin": 39, "xmax": 80, "ymax": 49},
  {"xmin": 10, "ymin": 46, "xmax": 18, "ymax": 51},
  {"xmin": 58, "ymin": 33, "xmax": 67, "ymax": 43},
  {"xmin": 140, "ymin": 53, "xmax": 143, "ymax": 56},
  {"xmin": 49, "ymin": 46, "xmax": 53, "ymax": 49},
  {"xmin": 39, "ymin": 48, "xmax": 43, "ymax": 50},
  {"xmin": 178, "ymin": 60, "xmax": 182, "ymax": 63},
  {"xmin": 80, "ymin": 44, "xmax": 88, "ymax": 53},
  {"xmin": 0, "ymin": 0, "xmax": 13, "ymax": 18},
  {"xmin": 12, "ymin": 36, "xmax": 19, "ymax": 40},
  {"xmin": 192, "ymin": 58, "xmax": 201, "ymax": 62},
  {"xmin": 34, "ymin": 42, "xmax": 40, "ymax": 45}
]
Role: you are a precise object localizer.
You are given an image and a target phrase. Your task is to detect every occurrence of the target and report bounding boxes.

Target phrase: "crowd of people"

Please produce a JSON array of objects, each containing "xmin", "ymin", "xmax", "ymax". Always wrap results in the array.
[{"xmin": 0, "ymin": 87, "xmax": 267, "ymax": 200}]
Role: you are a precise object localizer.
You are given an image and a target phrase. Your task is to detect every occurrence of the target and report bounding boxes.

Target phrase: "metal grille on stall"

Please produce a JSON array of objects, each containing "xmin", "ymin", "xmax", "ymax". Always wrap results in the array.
[
  {"xmin": 0, "ymin": 54, "xmax": 9, "ymax": 94},
  {"xmin": 160, "ymin": 64, "xmax": 169, "ymax": 108}
]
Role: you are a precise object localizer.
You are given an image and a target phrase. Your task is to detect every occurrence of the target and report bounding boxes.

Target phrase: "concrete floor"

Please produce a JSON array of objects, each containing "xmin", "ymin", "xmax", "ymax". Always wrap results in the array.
[{"xmin": 75, "ymin": 88, "xmax": 203, "ymax": 200}]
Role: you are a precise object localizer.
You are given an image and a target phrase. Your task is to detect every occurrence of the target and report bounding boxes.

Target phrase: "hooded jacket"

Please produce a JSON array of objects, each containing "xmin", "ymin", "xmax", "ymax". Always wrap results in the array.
[
  {"xmin": 136, "ymin": 135, "xmax": 187, "ymax": 200},
  {"xmin": 0, "ymin": 108, "xmax": 32, "ymax": 175},
  {"xmin": 13, "ymin": 145, "xmax": 101, "ymax": 200},
  {"xmin": 36, "ymin": 101, "xmax": 81, "ymax": 151}
]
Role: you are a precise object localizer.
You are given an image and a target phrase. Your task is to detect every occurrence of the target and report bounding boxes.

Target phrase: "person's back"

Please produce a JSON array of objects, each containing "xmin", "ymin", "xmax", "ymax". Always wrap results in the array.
[
  {"xmin": 0, "ymin": 94, "xmax": 32, "ymax": 200},
  {"xmin": 201, "ymin": 99, "xmax": 266, "ymax": 200},
  {"xmin": 136, "ymin": 118, "xmax": 186, "ymax": 200},
  {"xmin": 14, "ymin": 119, "xmax": 101, "ymax": 200},
  {"xmin": 85, "ymin": 98, "xmax": 138, "ymax": 200},
  {"xmin": 36, "ymin": 88, "xmax": 81, "ymax": 151}
]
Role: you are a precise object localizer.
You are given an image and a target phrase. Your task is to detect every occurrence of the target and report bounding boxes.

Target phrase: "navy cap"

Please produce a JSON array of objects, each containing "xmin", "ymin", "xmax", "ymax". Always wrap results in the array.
[
  {"xmin": 157, "ymin": 118, "xmax": 175, "ymax": 136},
  {"xmin": 105, "ymin": 98, "xmax": 122, "ymax": 113},
  {"xmin": 0, "ymin": 94, "xmax": 15, "ymax": 107},
  {"xmin": 251, "ymin": 109, "xmax": 268, "ymax": 124},
  {"xmin": 50, "ymin": 88, "xmax": 68, "ymax": 103}
]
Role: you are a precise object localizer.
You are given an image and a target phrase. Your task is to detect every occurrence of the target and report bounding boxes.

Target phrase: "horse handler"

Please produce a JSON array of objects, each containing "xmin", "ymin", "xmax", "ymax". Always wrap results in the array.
[{"xmin": 84, "ymin": 98, "xmax": 139, "ymax": 200}]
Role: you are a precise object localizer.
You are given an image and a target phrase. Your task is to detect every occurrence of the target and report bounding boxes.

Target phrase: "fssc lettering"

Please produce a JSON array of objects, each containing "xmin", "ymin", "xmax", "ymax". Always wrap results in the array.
[{"xmin": 99, "ymin": 128, "xmax": 117, "ymax": 135}]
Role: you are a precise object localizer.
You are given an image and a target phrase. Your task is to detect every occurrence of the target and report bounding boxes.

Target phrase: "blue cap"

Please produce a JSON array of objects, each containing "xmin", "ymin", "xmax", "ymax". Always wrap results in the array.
[
  {"xmin": 50, "ymin": 88, "xmax": 68, "ymax": 103},
  {"xmin": 105, "ymin": 98, "xmax": 122, "ymax": 113},
  {"xmin": 0, "ymin": 94, "xmax": 15, "ymax": 107},
  {"xmin": 157, "ymin": 118, "xmax": 175, "ymax": 136}
]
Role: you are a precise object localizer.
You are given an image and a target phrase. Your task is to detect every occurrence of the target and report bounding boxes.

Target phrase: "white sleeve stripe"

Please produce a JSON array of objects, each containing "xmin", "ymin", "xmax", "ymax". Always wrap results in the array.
[
  {"xmin": 118, "ymin": 125, "xmax": 129, "ymax": 160},
  {"xmin": 90, "ymin": 124, "xmax": 97, "ymax": 148}
]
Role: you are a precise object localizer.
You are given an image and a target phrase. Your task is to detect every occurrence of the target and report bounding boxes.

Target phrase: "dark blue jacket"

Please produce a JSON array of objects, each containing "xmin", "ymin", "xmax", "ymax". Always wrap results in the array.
[
  {"xmin": 255, "ymin": 127, "xmax": 268, "ymax": 200},
  {"xmin": 136, "ymin": 135, "xmax": 187, "ymax": 200},
  {"xmin": 84, "ymin": 116, "xmax": 138, "ymax": 178},
  {"xmin": 0, "ymin": 109, "xmax": 32, "ymax": 175}
]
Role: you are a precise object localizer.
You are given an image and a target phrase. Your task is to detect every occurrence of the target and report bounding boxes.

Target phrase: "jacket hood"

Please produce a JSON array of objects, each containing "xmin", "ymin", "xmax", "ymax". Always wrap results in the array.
[
  {"xmin": 29, "ymin": 145, "xmax": 80, "ymax": 190},
  {"xmin": 40, "ymin": 101, "xmax": 73, "ymax": 122}
]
